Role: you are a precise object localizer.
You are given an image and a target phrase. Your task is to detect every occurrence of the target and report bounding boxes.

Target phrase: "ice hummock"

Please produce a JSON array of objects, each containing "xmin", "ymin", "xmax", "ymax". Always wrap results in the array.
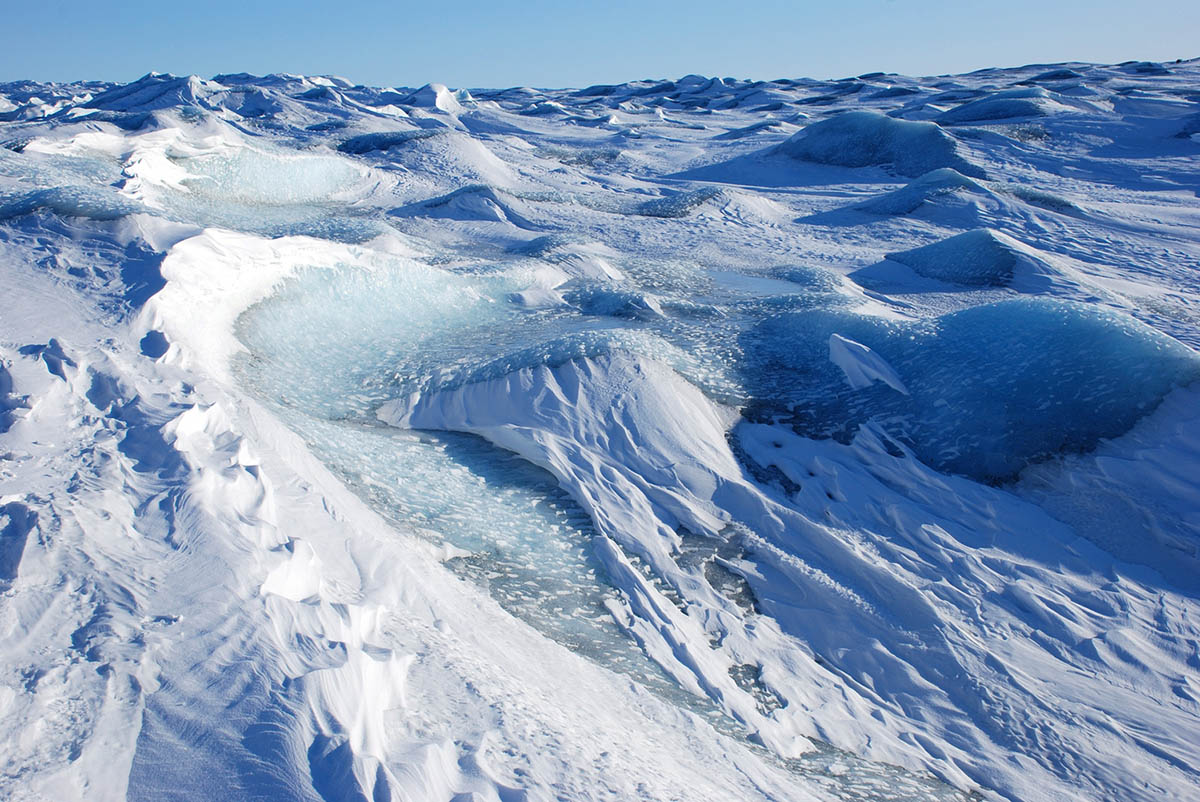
[
  {"xmin": 775, "ymin": 111, "xmax": 984, "ymax": 177},
  {"xmin": 851, "ymin": 168, "xmax": 988, "ymax": 216},
  {"xmin": 745, "ymin": 298, "xmax": 1200, "ymax": 481},
  {"xmin": 934, "ymin": 86, "xmax": 1069, "ymax": 124},
  {"xmin": 886, "ymin": 227, "xmax": 1035, "ymax": 287}
]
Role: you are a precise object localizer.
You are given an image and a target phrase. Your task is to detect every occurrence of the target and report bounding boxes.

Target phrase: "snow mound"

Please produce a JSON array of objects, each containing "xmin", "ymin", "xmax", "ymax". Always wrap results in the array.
[
  {"xmin": 394, "ymin": 185, "xmax": 539, "ymax": 229},
  {"xmin": 853, "ymin": 168, "xmax": 988, "ymax": 215},
  {"xmin": 81, "ymin": 72, "xmax": 224, "ymax": 113},
  {"xmin": 402, "ymin": 83, "xmax": 467, "ymax": 114},
  {"xmin": 776, "ymin": 111, "xmax": 983, "ymax": 178},
  {"xmin": 376, "ymin": 353, "xmax": 829, "ymax": 759},
  {"xmin": 886, "ymin": 227, "xmax": 1035, "ymax": 287},
  {"xmin": 563, "ymin": 285, "xmax": 664, "ymax": 320},
  {"xmin": 511, "ymin": 235, "xmax": 625, "ymax": 281},
  {"xmin": 867, "ymin": 227, "xmax": 1102, "ymax": 297},
  {"xmin": 376, "ymin": 129, "xmax": 519, "ymax": 187},
  {"xmin": 712, "ymin": 119, "xmax": 784, "ymax": 140},
  {"xmin": 935, "ymin": 87, "xmax": 1068, "ymax": 124},
  {"xmin": 745, "ymin": 298, "xmax": 1200, "ymax": 481},
  {"xmin": 709, "ymin": 189, "xmax": 794, "ymax": 225},
  {"xmin": 1025, "ymin": 67, "xmax": 1085, "ymax": 83}
]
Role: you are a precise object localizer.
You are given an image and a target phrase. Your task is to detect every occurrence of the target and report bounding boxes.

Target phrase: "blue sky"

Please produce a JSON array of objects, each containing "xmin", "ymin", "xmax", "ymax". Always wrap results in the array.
[{"xmin": 2, "ymin": 0, "xmax": 1196, "ymax": 87}]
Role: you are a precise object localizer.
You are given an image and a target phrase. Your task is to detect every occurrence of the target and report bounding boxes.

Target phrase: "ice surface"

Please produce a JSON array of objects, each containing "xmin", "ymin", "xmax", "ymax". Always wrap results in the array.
[
  {"xmin": 745, "ymin": 298, "xmax": 1200, "ymax": 481},
  {"xmin": 0, "ymin": 184, "xmax": 141, "ymax": 221},
  {"xmin": 170, "ymin": 146, "xmax": 369, "ymax": 205},
  {"xmin": 336, "ymin": 127, "xmax": 444, "ymax": 155}
]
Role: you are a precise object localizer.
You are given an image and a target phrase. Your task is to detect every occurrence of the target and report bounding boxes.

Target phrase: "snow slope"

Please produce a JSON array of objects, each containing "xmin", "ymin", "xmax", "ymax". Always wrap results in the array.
[{"xmin": 2, "ymin": 58, "xmax": 1200, "ymax": 802}]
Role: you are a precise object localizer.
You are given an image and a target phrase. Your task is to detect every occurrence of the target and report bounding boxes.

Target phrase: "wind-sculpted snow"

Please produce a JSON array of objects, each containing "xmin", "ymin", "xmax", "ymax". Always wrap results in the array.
[
  {"xmin": 933, "ymin": 87, "xmax": 1070, "ymax": 125},
  {"xmin": 850, "ymin": 169, "xmax": 989, "ymax": 216},
  {"xmin": 881, "ymin": 228, "xmax": 1062, "ymax": 289},
  {"xmin": 2, "ymin": 58, "xmax": 1200, "ymax": 802},
  {"xmin": 776, "ymin": 111, "xmax": 983, "ymax": 178}
]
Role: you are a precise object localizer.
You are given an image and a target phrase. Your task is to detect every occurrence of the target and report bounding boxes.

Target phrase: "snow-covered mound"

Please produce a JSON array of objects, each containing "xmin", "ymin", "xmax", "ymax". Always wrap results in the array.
[
  {"xmin": 776, "ymin": 111, "xmax": 983, "ymax": 177},
  {"xmin": 851, "ymin": 168, "xmax": 988, "ymax": 215},
  {"xmin": 885, "ymin": 228, "xmax": 1046, "ymax": 287},
  {"xmin": 848, "ymin": 228, "xmax": 1111, "ymax": 301},
  {"xmin": 401, "ymin": 83, "xmax": 469, "ymax": 114},
  {"xmin": 393, "ymin": 184, "xmax": 540, "ymax": 228},
  {"xmin": 3, "ymin": 58, "xmax": 1200, "ymax": 802},
  {"xmin": 934, "ymin": 87, "xmax": 1073, "ymax": 124}
]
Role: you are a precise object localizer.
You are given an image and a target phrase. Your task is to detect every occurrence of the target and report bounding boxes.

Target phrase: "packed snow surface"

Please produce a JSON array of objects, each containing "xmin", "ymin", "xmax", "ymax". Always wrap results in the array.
[{"xmin": 1, "ymin": 59, "xmax": 1199, "ymax": 802}]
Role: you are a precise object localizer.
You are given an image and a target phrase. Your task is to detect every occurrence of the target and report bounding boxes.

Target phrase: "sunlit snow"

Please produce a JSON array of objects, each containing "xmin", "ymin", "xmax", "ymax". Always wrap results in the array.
[{"xmin": 1, "ymin": 61, "xmax": 1199, "ymax": 802}]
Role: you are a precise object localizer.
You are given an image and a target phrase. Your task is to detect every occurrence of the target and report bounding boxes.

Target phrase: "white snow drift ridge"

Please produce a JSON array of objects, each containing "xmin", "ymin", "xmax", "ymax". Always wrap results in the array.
[
  {"xmin": 116, "ymin": 227, "xmax": 839, "ymax": 802},
  {"xmin": 379, "ymin": 351, "xmax": 1200, "ymax": 802}
]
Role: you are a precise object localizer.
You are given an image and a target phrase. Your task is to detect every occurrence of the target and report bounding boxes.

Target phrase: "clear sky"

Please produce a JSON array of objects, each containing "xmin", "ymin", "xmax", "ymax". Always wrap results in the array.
[{"xmin": 2, "ymin": 0, "xmax": 1196, "ymax": 88}]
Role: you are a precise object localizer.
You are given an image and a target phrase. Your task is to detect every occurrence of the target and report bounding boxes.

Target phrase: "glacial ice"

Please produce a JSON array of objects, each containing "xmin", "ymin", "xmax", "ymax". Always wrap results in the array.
[
  {"xmin": 336, "ymin": 127, "xmax": 444, "ymax": 155},
  {"xmin": 0, "ymin": 184, "xmax": 141, "ymax": 221},
  {"xmin": 169, "ymin": 146, "xmax": 370, "ymax": 205},
  {"xmin": 745, "ymin": 298, "xmax": 1200, "ymax": 481}
]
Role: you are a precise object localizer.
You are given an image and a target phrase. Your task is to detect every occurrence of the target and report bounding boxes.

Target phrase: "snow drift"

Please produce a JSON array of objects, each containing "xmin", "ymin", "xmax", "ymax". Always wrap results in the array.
[{"xmin": 775, "ymin": 111, "xmax": 984, "ymax": 178}]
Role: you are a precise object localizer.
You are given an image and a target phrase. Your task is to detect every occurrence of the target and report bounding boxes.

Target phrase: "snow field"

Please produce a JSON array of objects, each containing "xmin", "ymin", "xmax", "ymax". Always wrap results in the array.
[{"xmin": 2, "ymin": 58, "xmax": 1199, "ymax": 802}]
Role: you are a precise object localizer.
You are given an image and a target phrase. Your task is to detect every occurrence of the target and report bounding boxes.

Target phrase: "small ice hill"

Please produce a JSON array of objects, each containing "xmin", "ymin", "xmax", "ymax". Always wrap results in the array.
[
  {"xmin": 392, "ymin": 184, "xmax": 541, "ymax": 229},
  {"xmin": 933, "ymin": 87, "xmax": 1074, "ymax": 125},
  {"xmin": 848, "ymin": 227, "xmax": 1102, "ymax": 297},
  {"xmin": 774, "ymin": 111, "xmax": 985, "ymax": 178},
  {"xmin": 2, "ymin": 58, "xmax": 1200, "ymax": 802},
  {"xmin": 850, "ymin": 168, "xmax": 989, "ymax": 216},
  {"xmin": 743, "ymin": 298, "xmax": 1200, "ymax": 481},
  {"xmin": 888, "ymin": 228, "xmax": 1030, "ymax": 286}
]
